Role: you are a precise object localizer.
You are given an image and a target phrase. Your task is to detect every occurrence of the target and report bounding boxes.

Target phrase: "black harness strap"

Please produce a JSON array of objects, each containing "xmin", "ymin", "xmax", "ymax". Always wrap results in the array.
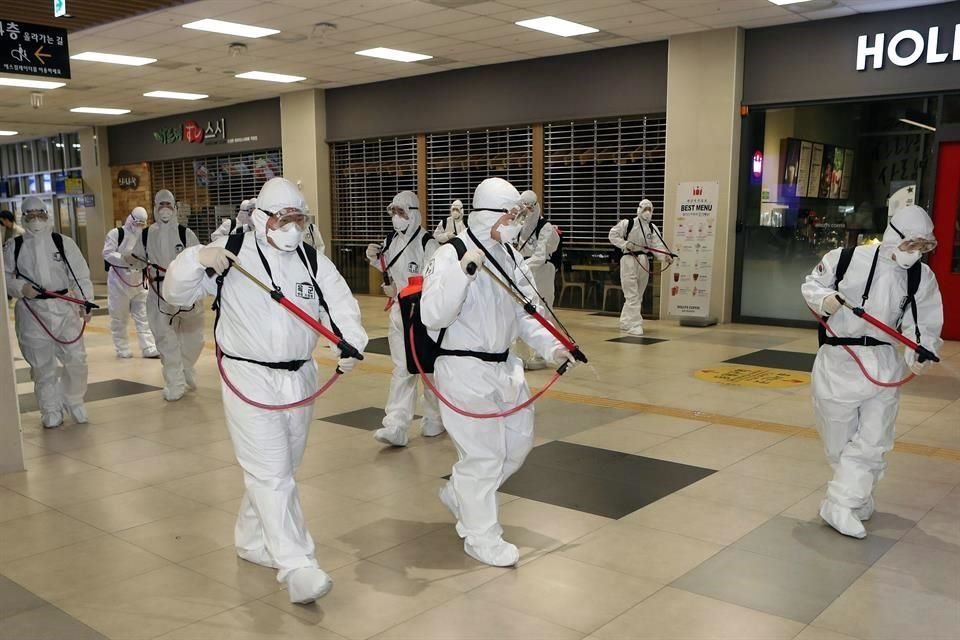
[
  {"xmin": 220, "ymin": 351, "xmax": 307, "ymax": 372},
  {"xmin": 14, "ymin": 233, "xmax": 87, "ymax": 300},
  {"xmin": 384, "ymin": 227, "xmax": 423, "ymax": 272},
  {"xmin": 466, "ymin": 228, "xmax": 527, "ymax": 303},
  {"xmin": 861, "ymin": 246, "xmax": 881, "ymax": 306}
]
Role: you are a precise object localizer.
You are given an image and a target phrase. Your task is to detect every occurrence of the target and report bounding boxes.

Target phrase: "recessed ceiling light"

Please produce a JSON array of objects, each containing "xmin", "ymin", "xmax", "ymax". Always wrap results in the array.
[
  {"xmin": 0, "ymin": 130, "xmax": 18, "ymax": 136},
  {"xmin": 767, "ymin": 0, "xmax": 813, "ymax": 5},
  {"xmin": 70, "ymin": 107, "xmax": 131, "ymax": 115},
  {"xmin": 71, "ymin": 52, "xmax": 157, "ymax": 66},
  {"xmin": 355, "ymin": 47, "xmax": 432, "ymax": 63},
  {"xmin": 515, "ymin": 16, "xmax": 598, "ymax": 37},
  {"xmin": 234, "ymin": 70, "xmax": 305, "ymax": 83},
  {"xmin": 144, "ymin": 90, "xmax": 208, "ymax": 100},
  {"xmin": 0, "ymin": 78, "xmax": 65, "ymax": 89},
  {"xmin": 182, "ymin": 19, "xmax": 279, "ymax": 39}
]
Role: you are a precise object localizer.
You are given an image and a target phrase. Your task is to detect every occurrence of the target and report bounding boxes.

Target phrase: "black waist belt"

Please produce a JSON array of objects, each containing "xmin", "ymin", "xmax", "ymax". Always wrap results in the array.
[
  {"xmin": 35, "ymin": 288, "xmax": 67, "ymax": 300},
  {"xmin": 153, "ymin": 275, "xmax": 165, "ymax": 283},
  {"xmin": 625, "ymin": 251, "xmax": 652, "ymax": 258},
  {"xmin": 437, "ymin": 348, "xmax": 509, "ymax": 363},
  {"xmin": 222, "ymin": 351, "xmax": 308, "ymax": 372},
  {"xmin": 823, "ymin": 336, "xmax": 890, "ymax": 347}
]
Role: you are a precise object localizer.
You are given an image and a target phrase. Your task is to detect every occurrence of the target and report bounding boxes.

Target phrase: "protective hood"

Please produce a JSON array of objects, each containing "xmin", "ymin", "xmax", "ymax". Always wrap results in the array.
[
  {"xmin": 125, "ymin": 207, "xmax": 148, "ymax": 230},
  {"xmin": 21, "ymin": 197, "xmax": 52, "ymax": 236},
  {"xmin": 882, "ymin": 204, "xmax": 935, "ymax": 269},
  {"xmin": 637, "ymin": 199, "xmax": 654, "ymax": 223},
  {"xmin": 519, "ymin": 190, "xmax": 541, "ymax": 236},
  {"xmin": 469, "ymin": 177, "xmax": 521, "ymax": 249},
  {"xmin": 251, "ymin": 177, "xmax": 307, "ymax": 249},
  {"xmin": 386, "ymin": 191, "xmax": 422, "ymax": 234},
  {"xmin": 154, "ymin": 189, "xmax": 177, "ymax": 225},
  {"xmin": 450, "ymin": 199, "xmax": 464, "ymax": 221},
  {"xmin": 239, "ymin": 199, "xmax": 253, "ymax": 213}
]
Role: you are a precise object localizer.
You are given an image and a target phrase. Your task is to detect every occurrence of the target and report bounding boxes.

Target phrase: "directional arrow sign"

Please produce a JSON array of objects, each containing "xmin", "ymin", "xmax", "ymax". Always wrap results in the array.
[{"xmin": 0, "ymin": 18, "xmax": 70, "ymax": 79}]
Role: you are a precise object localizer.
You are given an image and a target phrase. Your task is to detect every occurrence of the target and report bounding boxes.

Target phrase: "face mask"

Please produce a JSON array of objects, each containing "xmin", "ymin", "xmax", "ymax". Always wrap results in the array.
[
  {"xmin": 497, "ymin": 222, "xmax": 522, "ymax": 245},
  {"xmin": 267, "ymin": 222, "xmax": 304, "ymax": 252},
  {"xmin": 451, "ymin": 208, "xmax": 463, "ymax": 221},
  {"xmin": 25, "ymin": 219, "xmax": 46, "ymax": 233},
  {"xmin": 893, "ymin": 248, "xmax": 921, "ymax": 269},
  {"xmin": 157, "ymin": 207, "xmax": 174, "ymax": 223},
  {"xmin": 392, "ymin": 215, "xmax": 409, "ymax": 232},
  {"xmin": 639, "ymin": 209, "xmax": 653, "ymax": 223}
]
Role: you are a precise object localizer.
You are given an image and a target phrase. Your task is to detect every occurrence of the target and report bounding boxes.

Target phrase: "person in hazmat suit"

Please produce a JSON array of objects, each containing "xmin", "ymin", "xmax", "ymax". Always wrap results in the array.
[
  {"xmin": 801, "ymin": 204, "xmax": 943, "ymax": 538},
  {"xmin": 163, "ymin": 177, "xmax": 367, "ymax": 604},
  {"xmin": 210, "ymin": 198, "xmax": 255, "ymax": 242},
  {"xmin": 122, "ymin": 189, "xmax": 205, "ymax": 401},
  {"xmin": 607, "ymin": 199, "xmax": 671, "ymax": 336},
  {"xmin": 365, "ymin": 191, "xmax": 444, "ymax": 447},
  {"xmin": 102, "ymin": 206, "xmax": 158, "ymax": 359},
  {"xmin": 3, "ymin": 196, "xmax": 93, "ymax": 428},
  {"xmin": 421, "ymin": 177, "xmax": 579, "ymax": 567},
  {"xmin": 434, "ymin": 199, "xmax": 466, "ymax": 244},
  {"xmin": 514, "ymin": 189, "xmax": 561, "ymax": 370}
]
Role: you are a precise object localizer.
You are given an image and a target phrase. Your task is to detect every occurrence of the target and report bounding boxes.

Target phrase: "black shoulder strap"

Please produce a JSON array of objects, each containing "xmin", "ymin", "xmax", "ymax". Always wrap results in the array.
[
  {"xmin": 386, "ymin": 227, "xmax": 422, "ymax": 271},
  {"xmin": 833, "ymin": 246, "xmax": 856, "ymax": 289},
  {"xmin": 301, "ymin": 241, "xmax": 319, "ymax": 274},
  {"xmin": 625, "ymin": 218, "xmax": 634, "ymax": 239},
  {"xmin": 178, "ymin": 224, "xmax": 188, "ymax": 247},
  {"xmin": 117, "ymin": 227, "xmax": 124, "ymax": 245},
  {"xmin": 903, "ymin": 262, "xmax": 922, "ymax": 342},
  {"xmin": 13, "ymin": 235, "xmax": 23, "ymax": 277},
  {"xmin": 51, "ymin": 233, "xmax": 87, "ymax": 299},
  {"xmin": 229, "ymin": 219, "xmax": 236, "ymax": 233},
  {"xmin": 421, "ymin": 230, "xmax": 434, "ymax": 251},
  {"xmin": 296, "ymin": 244, "xmax": 343, "ymax": 340},
  {"xmin": 212, "ymin": 232, "xmax": 247, "ymax": 317},
  {"xmin": 141, "ymin": 228, "xmax": 150, "ymax": 261},
  {"xmin": 449, "ymin": 237, "xmax": 468, "ymax": 261}
]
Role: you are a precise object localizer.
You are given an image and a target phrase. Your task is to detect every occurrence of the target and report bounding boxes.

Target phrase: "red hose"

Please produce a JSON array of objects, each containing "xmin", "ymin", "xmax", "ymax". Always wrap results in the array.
[
  {"xmin": 408, "ymin": 322, "xmax": 563, "ymax": 419},
  {"xmin": 21, "ymin": 300, "xmax": 87, "ymax": 345},
  {"xmin": 809, "ymin": 307, "xmax": 914, "ymax": 388},
  {"xmin": 215, "ymin": 346, "xmax": 341, "ymax": 410},
  {"xmin": 112, "ymin": 267, "xmax": 145, "ymax": 288}
]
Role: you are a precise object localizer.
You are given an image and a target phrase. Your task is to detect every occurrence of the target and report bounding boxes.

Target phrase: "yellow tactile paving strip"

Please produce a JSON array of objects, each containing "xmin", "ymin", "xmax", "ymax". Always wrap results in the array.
[{"xmin": 79, "ymin": 324, "xmax": 960, "ymax": 462}]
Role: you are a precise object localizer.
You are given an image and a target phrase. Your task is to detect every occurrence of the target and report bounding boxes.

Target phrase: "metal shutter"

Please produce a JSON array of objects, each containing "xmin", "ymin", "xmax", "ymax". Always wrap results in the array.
[
  {"xmin": 150, "ymin": 149, "xmax": 283, "ymax": 243},
  {"xmin": 331, "ymin": 136, "xmax": 418, "ymax": 292},
  {"xmin": 544, "ymin": 115, "xmax": 666, "ymax": 247},
  {"xmin": 426, "ymin": 127, "xmax": 532, "ymax": 229}
]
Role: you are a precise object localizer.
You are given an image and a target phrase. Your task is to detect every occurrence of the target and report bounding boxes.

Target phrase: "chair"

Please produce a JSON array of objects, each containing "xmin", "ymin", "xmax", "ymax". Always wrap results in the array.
[
  {"xmin": 602, "ymin": 283, "xmax": 623, "ymax": 311},
  {"xmin": 559, "ymin": 267, "xmax": 586, "ymax": 308}
]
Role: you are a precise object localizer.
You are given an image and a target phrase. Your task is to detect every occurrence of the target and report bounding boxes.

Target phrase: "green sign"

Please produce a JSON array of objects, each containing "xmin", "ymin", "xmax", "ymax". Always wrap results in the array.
[{"xmin": 53, "ymin": 0, "xmax": 67, "ymax": 18}]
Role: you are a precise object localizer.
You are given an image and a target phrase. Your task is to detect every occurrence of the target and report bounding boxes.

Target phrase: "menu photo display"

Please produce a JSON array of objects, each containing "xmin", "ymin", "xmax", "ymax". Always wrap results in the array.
[{"xmin": 780, "ymin": 137, "xmax": 853, "ymax": 201}]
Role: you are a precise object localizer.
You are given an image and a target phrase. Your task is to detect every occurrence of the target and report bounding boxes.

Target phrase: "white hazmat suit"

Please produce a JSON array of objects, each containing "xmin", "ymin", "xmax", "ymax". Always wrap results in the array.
[
  {"xmin": 4, "ymin": 197, "xmax": 93, "ymax": 428},
  {"xmin": 130, "ymin": 189, "xmax": 204, "ymax": 401},
  {"xmin": 103, "ymin": 207, "xmax": 157, "ymax": 358},
  {"xmin": 163, "ymin": 177, "xmax": 367, "ymax": 603},
  {"xmin": 304, "ymin": 222, "xmax": 325, "ymax": 255},
  {"xmin": 608, "ymin": 200, "xmax": 670, "ymax": 335},
  {"xmin": 421, "ymin": 178, "xmax": 573, "ymax": 566},
  {"xmin": 802, "ymin": 205, "xmax": 943, "ymax": 538},
  {"xmin": 516, "ymin": 190, "xmax": 561, "ymax": 369},
  {"xmin": 366, "ymin": 191, "xmax": 443, "ymax": 447},
  {"xmin": 434, "ymin": 199, "xmax": 466, "ymax": 244},
  {"xmin": 210, "ymin": 199, "xmax": 254, "ymax": 242}
]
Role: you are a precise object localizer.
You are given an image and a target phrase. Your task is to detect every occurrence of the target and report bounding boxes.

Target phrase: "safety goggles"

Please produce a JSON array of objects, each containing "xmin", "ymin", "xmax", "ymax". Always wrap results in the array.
[
  {"xmin": 22, "ymin": 210, "xmax": 48, "ymax": 222},
  {"xmin": 387, "ymin": 204, "xmax": 416, "ymax": 217},
  {"xmin": 898, "ymin": 238, "xmax": 937, "ymax": 253},
  {"xmin": 473, "ymin": 205, "xmax": 529, "ymax": 225},
  {"xmin": 261, "ymin": 207, "xmax": 308, "ymax": 229}
]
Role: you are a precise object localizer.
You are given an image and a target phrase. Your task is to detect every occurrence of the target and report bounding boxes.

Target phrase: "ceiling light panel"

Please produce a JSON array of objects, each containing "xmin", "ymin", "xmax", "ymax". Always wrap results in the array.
[
  {"xmin": 71, "ymin": 52, "xmax": 157, "ymax": 66},
  {"xmin": 182, "ymin": 19, "xmax": 279, "ymax": 39},
  {"xmin": 0, "ymin": 130, "xmax": 18, "ymax": 136},
  {"xmin": 355, "ymin": 47, "xmax": 433, "ymax": 62},
  {"xmin": 515, "ymin": 16, "xmax": 599, "ymax": 37},
  {"xmin": 144, "ymin": 90, "xmax": 208, "ymax": 100},
  {"xmin": 0, "ymin": 78, "xmax": 65, "ymax": 89},
  {"xmin": 767, "ymin": 0, "xmax": 813, "ymax": 5},
  {"xmin": 234, "ymin": 71, "xmax": 305, "ymax": 83},
  {"xmin": 71, "ymin": 107, "xmax": 131, "ymax": 115}
]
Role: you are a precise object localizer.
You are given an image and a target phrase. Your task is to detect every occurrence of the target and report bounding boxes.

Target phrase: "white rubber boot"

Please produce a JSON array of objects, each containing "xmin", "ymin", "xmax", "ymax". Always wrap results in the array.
[
  {"xmin": 374, "ymin": 425, "xmax": 408, "ymax": 447},
  {"xmin": 286, "ymin": 567, "xmax": 333, "ymax": 604}
]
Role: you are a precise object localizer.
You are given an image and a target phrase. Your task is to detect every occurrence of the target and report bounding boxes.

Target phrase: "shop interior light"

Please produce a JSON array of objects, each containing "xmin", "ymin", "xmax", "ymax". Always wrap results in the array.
[
  {"xmin": 144, "ymin": 90, "xmax": 208, "ymax": 100},
  {"xmin": 235, "ymin": 70, "xmax": 305, "ymax": 83},
  {"xmin": 0, "ymin": 130, "xmax": 18, "ymax": 136},
  {"xmin": 71, "ymin": 107, "xmax": 131, "ymax": 115},
  {"xmin": 355, "ymin": 47, "xmax": 432, "ymax": 62},
  {"xmin": 71, "ymin": 52, "xmax": 157, "ymax": 66},
  {"xmin": 768, "ymin": 0, "xmax": 813, "ymax": 5},
  {"xmin": 0, "ymin": 78, "xmax": 65, "ymax": 89},
  {"xmin": 182, "ymin": 19, "xmax": 279, "ymax": 38},
  {"xmin": 898, "ymin": 117, "xmax": 936, "ymax": 132},
  {"xmin": 515, "ymin": 16, "xmax": 598, "ymax": 37}
]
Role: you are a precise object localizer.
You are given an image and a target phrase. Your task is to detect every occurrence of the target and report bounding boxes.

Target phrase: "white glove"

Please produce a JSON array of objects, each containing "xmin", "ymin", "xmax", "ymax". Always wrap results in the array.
[
  {"xmin": 905, "ymin": 349, "xmax": 932, "ymax": 376},
  {"xmin": 435, "ymin": 232, "xmax": 451, "ymax": 244},
  {"xmin": 552, "ymin": 348, "xmax": 579, "ymax": 370},
  {"xmin": 382, "ymin": 283, "xmax": 397, "ymax": 298},
  {"xmin": 79, "ymin": 307, "xmax": 91, "ymax": 322},
  {"xmin": 822, "ymin": 293, "xmax": 843, "ymax": 316},
  {"xmin": 122, "ymin": 252, "xmax": 140, "ymax": 268},
  {"xmin": 198, "ymin": 247, "xmax": 238, "ymax": 275},
  {"xmin": 664, "ymin": 255, "xmax": 674, "ymax": 266},
  {"xmin": 461, "ymin": 249, "xmax": 484, "ymax": 279},
  {"xmin": 21, "ymin": 283, "xmax": 39, "ymax": 299},
  {"xmin": 338, "ymin": 357, "xmax": 359, "ymax": 373},
  {"xmin": 366, "ymin": 243, "xmax": 381, "ymax": 262}
]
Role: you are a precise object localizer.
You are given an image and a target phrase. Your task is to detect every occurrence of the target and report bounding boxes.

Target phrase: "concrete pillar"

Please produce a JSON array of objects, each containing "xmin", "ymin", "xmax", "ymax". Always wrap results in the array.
[
  {"xmin": 660, "ymin": 28, "xmax": 744, "ymax": 324},
  {"xmin": 80, "ymin": 126, "xmax": 113, "ymax": 284},
  {"xmin": 280, "ymin": 89, "xmax": 330, "ymax": 256},
  {"xmin": 0, "ymin": 254, "xmax": 24, "ymax": 474}
]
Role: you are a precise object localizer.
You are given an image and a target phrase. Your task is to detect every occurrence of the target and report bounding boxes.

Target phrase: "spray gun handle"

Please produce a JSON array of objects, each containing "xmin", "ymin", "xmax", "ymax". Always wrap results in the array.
[
  {"xmin": 465, "ymin": 261, "xmax": 478, "ymax": 276},
  {"xmin": 916, "ymin": 345, "xmax": 940, "ymax": 364},
  {"xmin": 336, "ymin": 339, "xmax": 364, "ymax": 361}
]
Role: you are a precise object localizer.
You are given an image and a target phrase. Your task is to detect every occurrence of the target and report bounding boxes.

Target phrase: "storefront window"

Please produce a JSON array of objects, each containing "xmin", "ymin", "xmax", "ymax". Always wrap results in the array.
[
  {"xmin": 20, "ymin": 142, "xmax": 34, "ymax": 174},
  {"xmin": 737, "ymin": 97, "xmax": 939, "ymax": 323}
]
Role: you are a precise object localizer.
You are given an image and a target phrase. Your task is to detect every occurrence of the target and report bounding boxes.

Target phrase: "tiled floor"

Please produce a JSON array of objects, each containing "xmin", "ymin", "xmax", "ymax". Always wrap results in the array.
[{"xmin": 3, "ymin": 293, "xmax": 960, "ymax": 639}]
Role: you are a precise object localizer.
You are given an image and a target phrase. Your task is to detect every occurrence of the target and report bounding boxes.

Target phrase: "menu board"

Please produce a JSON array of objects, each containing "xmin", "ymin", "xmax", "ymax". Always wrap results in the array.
[
  {"xmin": 668, "ymin": 181, "xmax": 719, "ymax": 320},
  {"xmin": 780, "ymin": 137, "xmax": 855, "ymax": 201}
]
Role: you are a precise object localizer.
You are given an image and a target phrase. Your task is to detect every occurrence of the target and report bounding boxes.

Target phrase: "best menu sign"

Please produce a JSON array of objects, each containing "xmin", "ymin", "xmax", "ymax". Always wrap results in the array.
[
  {"xmin": 668, "ymin": 181, "xmax": 719, "ymax": 321},
  {"xmin": 0, "ymin": 19, "xmax": 70, "ymax": 79}
]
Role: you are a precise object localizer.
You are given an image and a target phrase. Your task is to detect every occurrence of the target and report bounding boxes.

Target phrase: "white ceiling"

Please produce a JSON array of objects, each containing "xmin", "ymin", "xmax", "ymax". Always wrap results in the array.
[{"xmin": 0, "ymin": 0, "xmax": 951, "ymax": 140}]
